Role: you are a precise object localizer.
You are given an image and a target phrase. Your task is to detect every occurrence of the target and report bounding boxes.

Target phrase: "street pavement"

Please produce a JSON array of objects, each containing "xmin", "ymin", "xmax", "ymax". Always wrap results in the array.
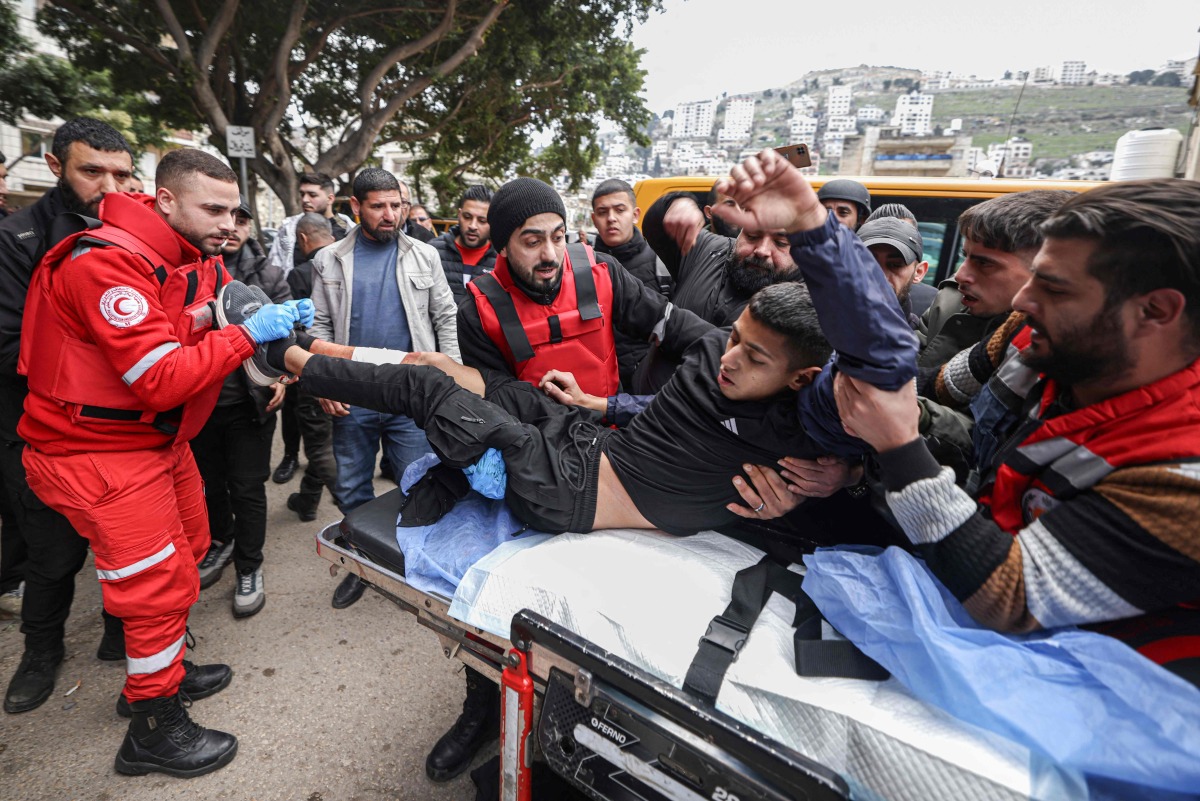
[{"xmin": 0, "ymin": 436, "xmax": 486, "ymax": 801}]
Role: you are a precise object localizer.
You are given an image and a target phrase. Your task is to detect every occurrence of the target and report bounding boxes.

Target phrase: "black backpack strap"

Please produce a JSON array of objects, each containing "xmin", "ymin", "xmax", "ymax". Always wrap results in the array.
[
  {"xmin": 684, "ymin": 557, "xmax": 887, "ymax": 705},
  {"xmin": 566, "ymin": 243, "xmax": 602, "ymax": 321},
  {"xmin": 473, "ymin": 273, "xmax": 535, "ymax": 363}
]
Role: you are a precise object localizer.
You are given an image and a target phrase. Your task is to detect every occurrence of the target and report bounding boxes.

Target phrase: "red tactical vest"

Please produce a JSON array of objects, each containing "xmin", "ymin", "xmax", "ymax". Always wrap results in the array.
[
  {"xmin": 469, "ymin": 243, "xmax": 619, "ymax": 397},
  {"xmin": 980, "ymin": 356, "xmax": 1200, "ymax": 679},
  {"xmin": 20, "ymin": 193, "xmax": 226, "ymax": 447}
]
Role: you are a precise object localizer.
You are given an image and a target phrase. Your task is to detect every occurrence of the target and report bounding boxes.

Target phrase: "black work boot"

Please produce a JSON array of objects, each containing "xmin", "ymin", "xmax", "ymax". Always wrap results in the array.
[
  {"xmin": 286, "ymin": 492, "xmax": 318, "ymax": 522},
  {"xmin": 97, "ymin": 613, "xmax": 126, "ymax": 661},
  {"xmin": 425, "ymin": 667, "xmax": 500, "ymax": 781},
  {"xmin": 114, "ymin": 693, "xmax": 238, "ymax": 777},
  {"xmin": 4, "ymin": 648, "xmax": 64, "ymax": 714},
  {"xmin": 116, "ymin": 661, "xmax": 233, "ymax": 718}
]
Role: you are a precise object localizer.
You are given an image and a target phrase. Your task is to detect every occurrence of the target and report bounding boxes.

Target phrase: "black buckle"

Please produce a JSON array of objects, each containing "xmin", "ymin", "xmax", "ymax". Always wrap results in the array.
[{"xmin": 698, "ymin": 616, "xmax": 749, "ymax": 661}]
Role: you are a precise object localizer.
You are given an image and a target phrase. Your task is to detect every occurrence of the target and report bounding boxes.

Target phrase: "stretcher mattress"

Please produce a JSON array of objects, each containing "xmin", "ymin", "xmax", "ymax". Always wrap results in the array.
[
  {"xmin": 448, "ymin": 529, "xmax": 1085, "ymax": 801},
  {"xmin": 338, "ymin": 487, "xmax": 407, "ymax": 576}
]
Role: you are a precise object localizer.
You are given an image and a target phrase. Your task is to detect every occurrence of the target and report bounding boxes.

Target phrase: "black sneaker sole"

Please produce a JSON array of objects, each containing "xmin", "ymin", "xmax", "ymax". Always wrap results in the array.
[{"xmin": 114, "ymin": 739, "xmax": 238, "ymax": 778}]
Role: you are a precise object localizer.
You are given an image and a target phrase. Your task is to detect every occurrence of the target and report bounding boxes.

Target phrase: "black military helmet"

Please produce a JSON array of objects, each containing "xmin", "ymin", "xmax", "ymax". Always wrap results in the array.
[{"xmin": 816, "ymin": 179, "xmax": 871, "ymax": 226}]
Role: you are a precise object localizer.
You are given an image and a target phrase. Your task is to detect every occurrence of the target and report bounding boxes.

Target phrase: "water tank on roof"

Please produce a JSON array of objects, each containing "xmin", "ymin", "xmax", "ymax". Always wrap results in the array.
[{"xmin": 1110, "ymin": 128, "xmax": 1182, "ymax": 181}]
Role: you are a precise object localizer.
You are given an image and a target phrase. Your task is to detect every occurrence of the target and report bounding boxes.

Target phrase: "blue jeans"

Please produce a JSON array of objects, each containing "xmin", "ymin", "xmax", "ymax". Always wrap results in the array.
[{"xmin": 331, "ymin": 406, "xmax": 430, "ymax": 512}]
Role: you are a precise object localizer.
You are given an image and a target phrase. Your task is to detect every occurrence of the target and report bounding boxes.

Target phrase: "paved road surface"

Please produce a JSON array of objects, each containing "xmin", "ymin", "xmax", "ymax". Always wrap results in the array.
[{"xmin": 0, "ymin": 437, "xmax": 485, "ymax": 801}]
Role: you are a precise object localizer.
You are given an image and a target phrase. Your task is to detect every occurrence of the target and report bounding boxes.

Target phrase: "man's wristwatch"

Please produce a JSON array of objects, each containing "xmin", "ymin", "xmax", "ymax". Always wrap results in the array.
[{"xmin": 844, "ymin": 460, "xmax": 870, "ymax": 498}]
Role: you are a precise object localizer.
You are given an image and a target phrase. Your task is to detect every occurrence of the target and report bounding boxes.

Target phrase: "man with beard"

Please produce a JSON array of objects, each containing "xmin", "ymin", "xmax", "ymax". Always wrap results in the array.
[
  {"xmin": 638, "ymin": 187, "xmax": 803, "ymax": 395},
  {"xmin": 309, "ymin": 168, "xmax": 458, "ymax": 610},
  {"xmin": 590, "ymin": 178, "xmax": 674, "ymax": 388},
  {"xmin": 265, "ymin": 172, "xmax": 354, "ymax": 275},
  {"xmin": 18, "ymin": 147, "xmax": 305, "ymax": 774},
  {"xmin": 430, "ymin": 184, "xmax": 498, "ymax": 305},
  {"xmin": 436, "ymin": 176, "xmax": 710, "ymax": 782},
  {"xmin": 0, "ymin": 118, "xmax": 135, "ymax": 714},
  {"xmin": 836, "ymin": 178, "xmax": 1200, "ymax": 688},
  {"xmin": 859, "ymin": 217, "xmax": 929, "ymax": 328}
]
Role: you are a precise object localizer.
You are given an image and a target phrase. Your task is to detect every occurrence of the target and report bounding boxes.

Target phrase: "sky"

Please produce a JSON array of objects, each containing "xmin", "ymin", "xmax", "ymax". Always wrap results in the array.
[{"xmin": 630, "ymin": 0, "xmax": 1200, "ymax": 115}]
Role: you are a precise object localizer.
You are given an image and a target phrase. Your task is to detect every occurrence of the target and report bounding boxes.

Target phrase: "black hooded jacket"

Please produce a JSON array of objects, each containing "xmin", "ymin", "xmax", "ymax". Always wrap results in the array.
[
  {"xmin": 430, "ymin": 227, "xmax": 498, "ymax": 306},
  {"xmin": 592, "ymin": 227, "xmax": 673, "ymax": 388},
  {"xmin": 0, "ymin": 188, "xmax": 68, "ymax": 440}
]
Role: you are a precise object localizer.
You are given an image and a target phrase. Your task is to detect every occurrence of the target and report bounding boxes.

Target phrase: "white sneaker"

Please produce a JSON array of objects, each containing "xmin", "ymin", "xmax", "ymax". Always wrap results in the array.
[
  {"xmin": 233, "ymin": 567, "xmax": 265, "ymax": 618},
  {"xmin": 0, "ymin": 581, "xmax": 23, "ymax": 617}
]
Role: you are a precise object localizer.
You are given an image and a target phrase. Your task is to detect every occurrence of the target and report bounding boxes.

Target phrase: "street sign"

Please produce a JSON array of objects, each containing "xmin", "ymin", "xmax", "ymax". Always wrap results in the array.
[{"xmin": 226, "ymin": 126, "xmax": 256, "ymax": 159}]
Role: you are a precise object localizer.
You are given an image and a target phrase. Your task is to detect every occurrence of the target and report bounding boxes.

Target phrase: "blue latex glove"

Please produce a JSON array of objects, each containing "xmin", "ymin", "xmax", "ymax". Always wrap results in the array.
[
  {"xmin": 284, "ymin": 298, "xmax": 314, "ymax": 328},
  {"xmin": 242, "ymin": 303, "xmax": 299, "ymax": 343}
]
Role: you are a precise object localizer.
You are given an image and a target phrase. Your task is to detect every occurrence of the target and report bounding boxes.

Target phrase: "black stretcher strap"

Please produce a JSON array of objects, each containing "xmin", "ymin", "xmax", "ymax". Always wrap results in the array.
[
  {"xmin": 79, "ymin": 405, "xmax": 142, "ymax": 421},
  {"xmin": 474, "ymin": 273, "xmax": 535, "ymax": 363},
  {"xmin": 683, "ymin": 557, "xmax": 887, "ymax": 704},
  {"xmin": 566, "ymin": 243, "xmax": 602, "ymax": 321},
  {"xmin": 184, "ymin": 270, "xmax": 199, "ymax": 306}
]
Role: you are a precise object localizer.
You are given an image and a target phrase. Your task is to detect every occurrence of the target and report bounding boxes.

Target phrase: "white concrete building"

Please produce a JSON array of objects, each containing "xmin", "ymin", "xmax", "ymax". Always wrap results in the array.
[
  {"xmin": 672, "ymin": 99, "xmax": 716, "ymax": 140},
  {"xmin": 791, "ymin": 95, "xmax": 818, "ymax": 115},
  {"xmin": 891, "ymin": 92, "xmax": 933, "ymax": 136},
  {"xmin": 822, "ymin": 131, "xmax": 845, "ymax": 159},
  {"xmin": 988, "ymin": 137, "xmax": 1034, "ymax": 178},
  {"xmin": 857, "ymin": 106, "xmax": 886, "ymax": 123},
  {"xmin": 789, "ymin": 115, "xmax": 818, "ymax": 145},
  {"xmin": 827, "ymin": 85, "xmax": 853, "ymax": 118},
  {"xmin": 718, "ymin": 96, "xmax": 755, "ymax": 144},
  {"xmin": 826, "ymin": 115, "xmax": 858, "ymax": 134},
  {"xmin": 1060, "ymin": 61, "xmax": 1087, "ymax": 86},
  {"xmin": 1032, "ymin": 65, "xmax": 1055, "ymax": 84}
]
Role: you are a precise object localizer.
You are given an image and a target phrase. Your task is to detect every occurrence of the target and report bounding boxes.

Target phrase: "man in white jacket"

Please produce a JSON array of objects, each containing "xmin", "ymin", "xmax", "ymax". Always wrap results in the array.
[
  {"xmin": 309, "ymin": 167, "xmax": 459, "ymax": 608},
  {"xmin": 265, "ymin": 172, "xmax": 355, "ymax": 276}
]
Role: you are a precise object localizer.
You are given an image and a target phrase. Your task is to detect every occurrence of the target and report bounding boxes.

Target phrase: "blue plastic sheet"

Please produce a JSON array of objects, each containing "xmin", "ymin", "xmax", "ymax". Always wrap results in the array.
[
  {"xmin": 803, "ymin": 547, "xmax": 1200, "ymax": 797},
  {"xmin": 394, "ymin": 454, "xmax": 543, "ymax": 597}
]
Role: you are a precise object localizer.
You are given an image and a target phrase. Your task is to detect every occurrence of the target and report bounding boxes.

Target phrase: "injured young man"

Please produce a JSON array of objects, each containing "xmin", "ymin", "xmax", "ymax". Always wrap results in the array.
[{"xmin": 251, "ymin": 149, "xmax": 920, "ymax": 537}]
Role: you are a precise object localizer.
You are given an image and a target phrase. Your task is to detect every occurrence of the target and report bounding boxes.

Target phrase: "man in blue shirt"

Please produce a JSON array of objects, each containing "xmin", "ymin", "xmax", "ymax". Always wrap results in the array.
[{"xmin": 309, "ymin": 168, "xmax": 458, "ymax": 608}]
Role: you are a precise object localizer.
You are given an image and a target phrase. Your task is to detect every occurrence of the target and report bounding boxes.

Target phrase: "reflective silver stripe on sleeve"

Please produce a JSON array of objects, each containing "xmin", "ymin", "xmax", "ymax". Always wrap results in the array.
[
  {"xmin": 96, "ymin": 542, "xmax": 177, "ymax": 581},
  {"xmin": 122, "ymin": 342, "xmax": 181, "ymax": 385},
  {"xmin": 649, "ymin": 302, "xmax": 674, "ymax": 345},
  {"xmin": 126, "ymin": 633, "xmax": 187, "ymax": 676}
]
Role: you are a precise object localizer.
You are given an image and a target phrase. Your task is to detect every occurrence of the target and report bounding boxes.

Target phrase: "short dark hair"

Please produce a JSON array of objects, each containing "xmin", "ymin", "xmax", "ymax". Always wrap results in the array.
[
  {"xmin": 156, "ymin": 148, "xmax": 237, "ymax": 191},
  {"xmin": 300, "ymin": 172, "xmax": 336, "ymax": 193},
  {"xmin": 592, "ymin": 179, "xmax": 635, "ymax": 207},
  {"xmin": 746, "ymin": 283, "xmax": 832, "ymax": 369},
  {"xmin": 460, "ymin": 184, "xmax": 493, "ymax": 207},
  {"xmin": 52, "ymin": 117, "xmax": 132, "ymax": 166},
  {"xmin": 295, "ymin": 212, "xmax": 333, "ymax": 241},
  {"xmin": 1041, "ymin": 179, "xmax": 1200, "ymax": 344},
  {"xmin": 353, "ymin": 168, "xmax": 400, "ymax": 202},
  {"xmin": 866, "ymin": 203, "xmax": 917, "ymax": 226},
  {"xmin": 957, "ymin": 190, "xmax": 1075, "ymax": 254}
]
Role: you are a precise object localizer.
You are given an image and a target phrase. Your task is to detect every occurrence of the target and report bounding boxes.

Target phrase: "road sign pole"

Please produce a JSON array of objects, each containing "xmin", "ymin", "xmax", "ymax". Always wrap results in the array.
[{"xmin": 239, "ymin": 157, "xmax": 249, "ymax": 196}]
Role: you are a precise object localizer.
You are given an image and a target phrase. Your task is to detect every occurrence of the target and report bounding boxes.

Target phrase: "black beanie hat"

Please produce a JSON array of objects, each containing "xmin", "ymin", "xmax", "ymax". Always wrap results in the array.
[{"xmin": 487, "ymin": 177, "xmax": 567, "ymax": 251}]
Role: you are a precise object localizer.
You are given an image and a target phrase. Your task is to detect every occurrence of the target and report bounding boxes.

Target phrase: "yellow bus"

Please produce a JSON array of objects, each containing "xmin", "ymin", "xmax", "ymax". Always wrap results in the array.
[{"xmin": 632, "ymin": 175, "xmax": 1103, "ymax": 285}]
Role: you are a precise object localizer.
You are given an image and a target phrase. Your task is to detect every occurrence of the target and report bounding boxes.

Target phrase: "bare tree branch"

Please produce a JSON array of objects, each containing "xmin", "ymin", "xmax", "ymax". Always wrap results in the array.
[
  {"xmin": 152, "ymin": 0, "xmax": 196, "ymax": 69},
  {"xmin": 359, "ymin": 0, "xmax": 458, "ymax": 113},
  {"xmin": 197, "ymin": 0, "xmax": 240, "ymax": 71}
]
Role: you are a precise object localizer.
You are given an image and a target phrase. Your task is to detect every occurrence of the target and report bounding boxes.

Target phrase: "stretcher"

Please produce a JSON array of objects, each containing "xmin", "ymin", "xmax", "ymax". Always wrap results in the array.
[{"xmin": 315, "ymin": 489, "xmax": 1082, "ymax": 801}]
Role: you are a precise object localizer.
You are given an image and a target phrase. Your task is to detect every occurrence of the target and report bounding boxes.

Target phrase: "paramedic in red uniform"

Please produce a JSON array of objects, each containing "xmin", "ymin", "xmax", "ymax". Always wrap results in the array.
[
  {"xmin": 17, "ymin": 148, "xmax": 303, "ymax": 778},
  {"xmin": 426, "ymin": 177, "xmax": 710, "ymax": 782}
]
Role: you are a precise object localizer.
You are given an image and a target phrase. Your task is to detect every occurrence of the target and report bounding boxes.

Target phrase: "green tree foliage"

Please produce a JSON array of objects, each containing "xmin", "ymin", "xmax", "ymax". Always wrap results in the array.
[
  {"xmin": 0, "ymin": 3, "xmax": 166, "ymax": 161},
  {"xmin": 1152, "ymin": 71, "xmax": 1182, "ymax": 88},
  {"xmin": 1127, "ymin": 69, "xmax": 1156, "ymax": 85},
  {"xmin": 38, "ymin": 0, "xmax": 660, "ymax": 213}
]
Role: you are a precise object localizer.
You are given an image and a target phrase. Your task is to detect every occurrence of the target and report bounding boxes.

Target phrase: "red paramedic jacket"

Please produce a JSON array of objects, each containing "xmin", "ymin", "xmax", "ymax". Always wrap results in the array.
[
  {"xmin": 18, "ymin": 192, "xmax": 256, "ymax": 454},
  {"xmin": 469, "ymin": 243, "xmax": 619, "ymax": 398}
]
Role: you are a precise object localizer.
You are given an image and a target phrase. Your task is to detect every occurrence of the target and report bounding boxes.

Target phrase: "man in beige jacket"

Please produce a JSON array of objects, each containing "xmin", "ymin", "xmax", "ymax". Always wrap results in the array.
[{"xmin": 309, "ymin": 167, "xmax": 458, "ymax": 608}]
